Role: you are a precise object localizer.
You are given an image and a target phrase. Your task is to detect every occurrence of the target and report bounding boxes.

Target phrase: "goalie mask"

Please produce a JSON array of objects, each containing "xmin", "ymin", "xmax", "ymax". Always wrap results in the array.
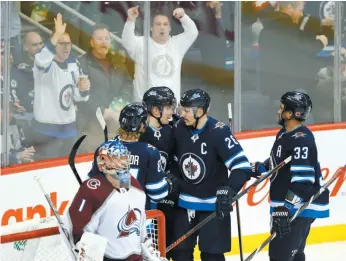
[{"xmin": 96, "ymin": 139, "xmax": 131, "ymax": 188}]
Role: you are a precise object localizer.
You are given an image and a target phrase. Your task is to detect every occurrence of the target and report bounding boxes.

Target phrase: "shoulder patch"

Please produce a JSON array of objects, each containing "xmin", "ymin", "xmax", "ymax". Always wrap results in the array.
[
  {"xmin": 291, "ymin": 132, "xmax": 307, "ymax": 139},
  {"xmin": 86, "ymin": 178, "xmax": 101, "ymax": 190},
  {"xmin": 214, "ymin": 122, "xmax": 226, "ymax": 129},
  {"xmin": 147, "ymin": 143, "xmax": 157, "ymax": 150}
]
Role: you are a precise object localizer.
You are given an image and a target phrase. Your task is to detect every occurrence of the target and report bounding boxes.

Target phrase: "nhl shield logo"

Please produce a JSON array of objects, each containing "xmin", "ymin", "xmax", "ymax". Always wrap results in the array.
[{"xmin": 179, "ymin": 153, "xmax": 206, "ymax": 184}]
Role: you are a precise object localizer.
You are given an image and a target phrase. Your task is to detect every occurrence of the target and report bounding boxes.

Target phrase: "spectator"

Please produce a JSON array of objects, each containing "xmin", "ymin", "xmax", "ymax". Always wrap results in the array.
[
  {"xmin": 0, "ymin": 41, "xmax": 26, "ymax": 115},
  {"xmin": 0, "ymin": 91, "xmax": 35, "ymax": 166},
  {"xmin": 258, "ymin": 1, "xmax": 327, "ymax": 113},
  {"xmin": 13, "ymin": 32, "xmax": 44, "ymax": 118},
  {"xmin": 0, "ymin": 2, "xmax": 22, "ymax": 64},
  {"xmin": 76, "ymin": 23, "xmax": 132, "ymax": 152},
  {"xmin": 32, "ymin": 14, "xmax": 90, "ymax": 160},
  {"xmin": 122, "ymin": 6, "xmax": 198, "ymax": 101}
]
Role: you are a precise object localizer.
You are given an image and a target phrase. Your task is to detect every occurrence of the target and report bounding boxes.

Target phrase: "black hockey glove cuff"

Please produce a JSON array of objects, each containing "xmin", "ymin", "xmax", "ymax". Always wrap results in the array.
[
  {"xmin": 216, "ymin": 186, "xmax": 235, "ymax": 220},
  {"xmin": 165, "ymin": 170, "xmax": 181, "ymax": 195},
  {"xmin": 271, "ymin": 206, "xmax": 291, "ymax": 238}
]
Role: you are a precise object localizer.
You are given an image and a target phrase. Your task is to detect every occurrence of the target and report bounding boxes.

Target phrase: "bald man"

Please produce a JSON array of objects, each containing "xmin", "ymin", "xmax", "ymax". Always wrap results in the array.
[{"xmin": 13, "ymin": 31, "xmax": 43, "ymax": 115}]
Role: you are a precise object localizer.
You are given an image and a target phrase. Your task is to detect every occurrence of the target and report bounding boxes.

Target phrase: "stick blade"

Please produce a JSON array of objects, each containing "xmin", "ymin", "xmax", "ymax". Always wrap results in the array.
[{"xmin": 68, "ymin": 135, "xmax": 87, "ymax": 184}]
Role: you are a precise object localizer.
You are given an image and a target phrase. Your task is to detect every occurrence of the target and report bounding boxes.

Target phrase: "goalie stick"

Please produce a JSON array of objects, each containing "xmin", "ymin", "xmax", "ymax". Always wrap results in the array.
[
  {"xmin": 34, "ymin": 176, "xmax": 77, "ymax": 260},
  {"xmin": 228, "ymin": 102, "xmax": 244, "ymax": 261},
  {"xmin": 244, "ymin": 165, "xmax": 346, "ymax": 261},
  {"xmin": 166, "ymin": 155, "xmax": 292, "ymax": 253}
]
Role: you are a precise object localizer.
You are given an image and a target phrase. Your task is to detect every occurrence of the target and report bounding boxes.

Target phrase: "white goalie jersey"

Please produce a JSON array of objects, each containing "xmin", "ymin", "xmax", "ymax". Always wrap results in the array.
[{"xmin": 63, "ymin": 175, "xmax": 147, "ymax": 260}]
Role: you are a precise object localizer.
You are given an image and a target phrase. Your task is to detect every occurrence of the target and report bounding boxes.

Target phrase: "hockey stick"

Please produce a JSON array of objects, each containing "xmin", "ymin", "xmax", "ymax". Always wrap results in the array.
[
  {"xmin": 68, "ymin": 135, "xmax": 86, "ymax": 185},
  {"xmin": 244, "ymin": 165, "xmax": 346, "ymax": 261},
  {"xmin": 34, "ymin": 176, "xmax": 77, "ymax": 260},
  {"xmin": 96, "ymin": 107, "xmax": 108, "ymax": 142},
  {"xmin": 228, "ymin": 102, "xmax": 244, "ymax": 261},
  {"xmin": 166, "ymin": 155, "xmax": 292, "ymax": 253}
]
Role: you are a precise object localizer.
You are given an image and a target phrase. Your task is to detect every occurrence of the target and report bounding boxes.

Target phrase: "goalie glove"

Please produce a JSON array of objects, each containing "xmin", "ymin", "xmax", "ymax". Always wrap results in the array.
[
  {"xmin": 141, "ymin": 237, "xmax": 168, "ymax": 261},
  {"xmin": 76, "ymin": 232, "xmax": 107, "ymax": 261}
]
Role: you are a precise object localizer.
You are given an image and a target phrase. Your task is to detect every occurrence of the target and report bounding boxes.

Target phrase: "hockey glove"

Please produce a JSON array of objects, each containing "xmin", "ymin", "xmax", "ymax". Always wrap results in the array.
[
  {"xmin": 271, "ymin": 206, "xmax": 291, "ymax": 238},
  {"xmin": 250, "ymin": 158, "xmax": 270, "ymax": 178},
  {"xmin": 216, "ymin": 186, "xmax": 235, "ymax": 220},
  {"xmin": 165, "ymin": 170, "xmax": 181, "ymax": 194}
]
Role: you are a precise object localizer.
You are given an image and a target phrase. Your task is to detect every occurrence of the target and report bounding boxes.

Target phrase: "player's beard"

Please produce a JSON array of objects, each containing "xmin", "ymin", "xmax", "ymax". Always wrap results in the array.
[{"xmin": 278, "ymin": 112, "xmax": 285, "ymax": 127}]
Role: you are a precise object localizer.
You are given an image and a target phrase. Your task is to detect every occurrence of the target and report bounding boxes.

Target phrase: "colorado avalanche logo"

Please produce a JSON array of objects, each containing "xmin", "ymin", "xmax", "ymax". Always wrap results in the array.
[
  {"xmin": 117, "ymin": 207, "xmax": 141, "ymax": 238},
  {"xmin": 159, "ymin": 151, "xmax": 168, "ymax": 171},
  {"xmin": 179, "ymin": 153, "xmax": 206, "ymax": 184},
  {"xmin": 59, "ymin": 84, "xmax": 73, "ymax": 111}
]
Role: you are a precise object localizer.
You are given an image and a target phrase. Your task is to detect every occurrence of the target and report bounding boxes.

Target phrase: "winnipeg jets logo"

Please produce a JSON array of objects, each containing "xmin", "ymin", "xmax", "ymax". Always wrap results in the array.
[
  {"xmin": 191, "ymin": 134, "xmax": 199, "ymax": 143},
  {"xmin": 292, "ymin": 132, "xmax": 307, "ymax": 139},
  {"xmin": 154, "ymin": 130, "xmax": 161, "ymax": 140},
  {"xmin": 214, "ymin": 122, "xmax": 226, "ymax": 129},
  {"xmin": 179, "ymin": 153, "xmax": 206, "ymax": 184},
  {"xmin": 117, "ymin": 207, "xmax": 141, "ymax": 238},
  {"xmin": 159, "ymin": 151, "xmax": 168, "ymax": 171}
]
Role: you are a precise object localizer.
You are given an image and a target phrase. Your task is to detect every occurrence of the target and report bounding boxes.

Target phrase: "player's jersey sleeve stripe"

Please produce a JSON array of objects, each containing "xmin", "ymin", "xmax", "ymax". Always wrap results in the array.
[
  {"xmin": 270, "ymin": 200, "xmax": 329, "ymax": 218},
  {"xmin": 147, "ymin": 189, "xmax": 168, "ymax": 201},
  {"xmin": 291, "ymin": 175, "xmax": 315, "ymax": 183},
  {"xmin": 224, "ymin": 151, "xmax": 245, "ymax": 168},
  {"xmin": 291, "ymin": 165, "xmax": 315, "ymax": 172},
  {"xmin": 231, "ymin": 161, "xmax": 251, "ymax": 171},
  {"xmin": 145, "ymin": 178, "xmax": 168, "ymax": 191},
  {"xmin": 178, "ymin": 194, "xmax": 217, "ymax": 211}
]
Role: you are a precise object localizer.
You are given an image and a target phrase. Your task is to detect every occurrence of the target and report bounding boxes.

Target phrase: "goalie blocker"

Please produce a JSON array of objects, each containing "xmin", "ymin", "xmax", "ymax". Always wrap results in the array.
[{"xmin": 63, "ymin": 139, "xmax": 167, "ymax": 261}]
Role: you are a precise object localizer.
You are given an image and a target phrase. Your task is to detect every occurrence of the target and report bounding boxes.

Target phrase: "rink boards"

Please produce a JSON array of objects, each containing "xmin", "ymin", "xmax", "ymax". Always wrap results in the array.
[{"xmin": 1, "ymin": 122, "xmax": 346, "ymax": 257}]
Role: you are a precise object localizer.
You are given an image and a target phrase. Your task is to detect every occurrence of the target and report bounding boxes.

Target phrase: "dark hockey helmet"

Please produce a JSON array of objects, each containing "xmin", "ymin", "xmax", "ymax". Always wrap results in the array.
[
  {"xmin": 280, "ymin": 91, "xmax": 312, "ymax": 121},
  {"xmin": 119, "ymin": 103, "xmax": 148, "ymax": 132},
  {"xmin": 142, "ymin": 86, "xmax": 177, "ymax": 113},
  {"xmin": 180, "ymin": 89, "xmax": 210, "ymax": 114}
]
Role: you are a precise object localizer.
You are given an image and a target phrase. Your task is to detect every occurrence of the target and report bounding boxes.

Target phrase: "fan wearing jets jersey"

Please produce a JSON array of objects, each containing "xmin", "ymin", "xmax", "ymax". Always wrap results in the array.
[
  {"xmin": 170, "ymin": 89, "xmax": 255, "ymax": 261},
  {"xmin": 66, "ymin": 139, "xmax": 167, "ymax": 261},
  {"xmin": 89, "ymin": 103, "xmax": 178, "ymax": 209},
  {"xmin": 252, "ymin": 91, "xmax": 330, "ymax": 261}
]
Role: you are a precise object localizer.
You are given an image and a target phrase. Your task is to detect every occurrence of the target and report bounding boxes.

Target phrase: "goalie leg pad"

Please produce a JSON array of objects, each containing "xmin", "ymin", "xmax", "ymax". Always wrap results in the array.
[{"xmin": 77, "ymin": 232, "xmax": 107, "ymax": 261}]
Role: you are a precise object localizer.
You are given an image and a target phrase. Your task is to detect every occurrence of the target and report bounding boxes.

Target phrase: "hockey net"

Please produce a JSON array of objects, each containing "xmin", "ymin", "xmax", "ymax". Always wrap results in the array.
[{"xmin": 0, "ymin": 210, "xmax": 166, "ymax": 261}]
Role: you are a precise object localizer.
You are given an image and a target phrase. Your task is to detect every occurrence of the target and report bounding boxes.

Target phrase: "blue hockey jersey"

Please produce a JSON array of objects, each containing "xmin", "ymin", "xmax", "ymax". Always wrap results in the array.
[
  {"xmin": 269, "ymin": 125, "xmax": 329, "ymax": 219},
  {"xmin": 139, "ymin": 124, "xmax": 174, "ymax": 172},
  {"xmin": 88, "ymin": 136, "xmax": 169, "ymax": 206},
  {"xmin": 173, "ymin": 117, "xmax": 252, "ymax": 211}
]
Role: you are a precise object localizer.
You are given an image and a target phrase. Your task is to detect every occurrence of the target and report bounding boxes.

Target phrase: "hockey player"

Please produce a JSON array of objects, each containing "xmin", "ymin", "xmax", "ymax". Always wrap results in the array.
[
  {"xmin": 141, "ymin": 86, "xmax": 177, "ymax": 173},
  {"xmin": 89, "ymin": 103, "xmax": 178, "ymax": 209},
  {"xmin": 170, "ymin": 89, "xmax": 254, "ymax": 261},
  {"xmin": 141, "ymin": 86, "xmax": 180, "ymax": 256},
  {"xmin": 66, "ymin": 139, "xmax": 167, "ymax": 261},
  {"xmin": 252, "ymin": 91, "xmax": 329, "ymax": 261}
]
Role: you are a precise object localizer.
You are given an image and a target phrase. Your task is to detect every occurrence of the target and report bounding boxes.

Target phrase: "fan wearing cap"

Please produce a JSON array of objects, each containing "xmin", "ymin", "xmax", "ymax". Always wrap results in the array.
[
  {"xmin": 170, "ymin": 88, "xmax": 255, "ymax": 261},
  {"xmin": 251, "ymin": 91, "xmax": 330, "ymax": 261},
  {"xmin": 88, "ymin": 103, "xmax": 179, "ymax": 210}
]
